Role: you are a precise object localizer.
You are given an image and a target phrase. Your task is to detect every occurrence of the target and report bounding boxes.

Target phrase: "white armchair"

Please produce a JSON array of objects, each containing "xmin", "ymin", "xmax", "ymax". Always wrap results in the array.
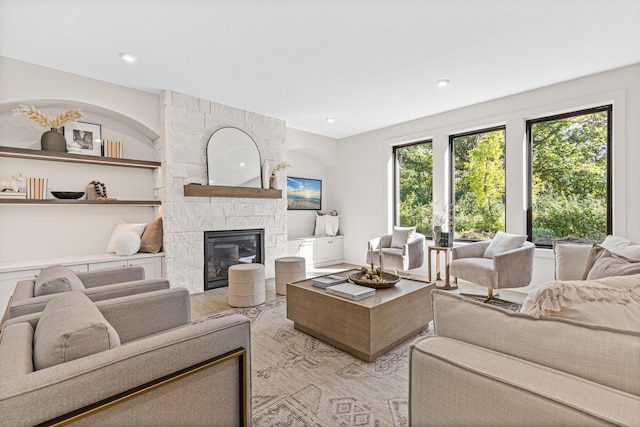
[{"xmin": 367, "ymin": 228, "xmax": 425, "ymax": 271}]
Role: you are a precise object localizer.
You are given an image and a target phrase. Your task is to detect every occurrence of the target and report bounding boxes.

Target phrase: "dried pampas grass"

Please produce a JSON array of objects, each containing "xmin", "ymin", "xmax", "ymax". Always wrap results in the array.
[{"xmin": 13, "ymin": 105, "xmax": 85, "ymax": 129}]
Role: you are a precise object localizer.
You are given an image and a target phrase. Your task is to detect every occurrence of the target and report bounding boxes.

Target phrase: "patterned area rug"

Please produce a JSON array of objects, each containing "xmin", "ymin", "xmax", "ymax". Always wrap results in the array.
[{"xmin": 195, "ymin": 297, "xmax": 520, "ymax": 426}]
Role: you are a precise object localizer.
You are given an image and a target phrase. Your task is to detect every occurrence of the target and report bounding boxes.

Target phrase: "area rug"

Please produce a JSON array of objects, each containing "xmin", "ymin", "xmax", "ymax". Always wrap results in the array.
[{"xmin": 195, "ymin": 297, "xmax": 520, "ymax": 426}]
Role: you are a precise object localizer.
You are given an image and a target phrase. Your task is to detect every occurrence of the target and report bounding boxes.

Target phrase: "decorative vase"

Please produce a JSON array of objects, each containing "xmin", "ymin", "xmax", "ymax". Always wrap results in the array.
[
  {"xmin": 269, "ymin": 172, "xmax": 277, "ymax": 190},
  {"xmin": 41, "ymin": 128, "xmax": 66, "ymax": 152},
  {"xmin": 262, "ymin": 162, "xmax": 271, "ymax": 189},
  {"xmin": 433, "ymin": 225, "xmax": 442, "ymax": 246}
]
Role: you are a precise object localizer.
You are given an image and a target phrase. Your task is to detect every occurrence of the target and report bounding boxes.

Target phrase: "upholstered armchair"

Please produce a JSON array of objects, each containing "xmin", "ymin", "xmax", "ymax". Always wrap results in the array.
[
  {"xmin": 8, "ymin": 264, "xmax": 170, "ymax": 319},
  {"xmin": 449, "ymin": 232, "xmax": 535, "ymax": 300},
  {"xmin": 367, "ymin": 227, "xmax": 426, "ymax": 271}
]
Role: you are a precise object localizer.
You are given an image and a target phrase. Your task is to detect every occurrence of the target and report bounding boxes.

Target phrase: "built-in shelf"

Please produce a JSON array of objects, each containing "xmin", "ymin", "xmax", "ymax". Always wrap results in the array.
[
  {"xmin": 183, "ymin": 184, "xmax": 282, "ymax": 199},
  {"xmin": 0, "ymin": 199, "xmax": 161, "ymax": 206},
  {"xmin": 0, "ymin": 146, "xmax": 161, "ymax": 169}
]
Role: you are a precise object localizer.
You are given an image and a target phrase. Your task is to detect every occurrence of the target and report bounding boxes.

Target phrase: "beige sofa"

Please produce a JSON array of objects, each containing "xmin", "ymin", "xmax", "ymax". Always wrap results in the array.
[
  {"xmin": 409, "ymin": 290, "xmax": 640, "ymax": 426},
  {"xmin": 0, "ymin": 288, "xmax": 251, "ymax": 426},
  {"xmin": 8, "ymin": 265, "xmax": 170, "ymax": 319}
]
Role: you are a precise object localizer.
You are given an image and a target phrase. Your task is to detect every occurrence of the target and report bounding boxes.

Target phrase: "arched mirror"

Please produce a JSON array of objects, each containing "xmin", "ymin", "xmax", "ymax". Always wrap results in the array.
[{"xmin": 207, "ymin": 127, "xmax": 261, "ymax": 188}]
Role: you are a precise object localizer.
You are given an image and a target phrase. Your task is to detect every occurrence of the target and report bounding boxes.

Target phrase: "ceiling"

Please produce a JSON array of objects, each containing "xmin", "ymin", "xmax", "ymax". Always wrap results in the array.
[{"xmin": 1, "ymin": 0, "xmax": 639, "ymax": 139}]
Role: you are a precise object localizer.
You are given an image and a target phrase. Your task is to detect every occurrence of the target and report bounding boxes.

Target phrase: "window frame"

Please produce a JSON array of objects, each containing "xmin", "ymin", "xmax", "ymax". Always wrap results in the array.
[
  {"xmin": 526, "ymin": 105, "xmax": 613, "ymax": 248},
  {"xmin": 448, "ymin": 125, "xmax": 506, "ymax": 242}
]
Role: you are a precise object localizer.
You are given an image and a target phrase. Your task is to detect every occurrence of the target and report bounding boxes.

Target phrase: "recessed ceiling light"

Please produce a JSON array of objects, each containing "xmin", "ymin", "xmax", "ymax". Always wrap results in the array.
[
  {"xmin": 326, "ymin": 118, "xmax": 334, "ymax": 123},
  {"xmin": 118, "ymin": 52, "xmax": 137, "ymax": 63},
  {"xmin": 436, "ymin": 79, "xmax": 450, "ymax": 87}
]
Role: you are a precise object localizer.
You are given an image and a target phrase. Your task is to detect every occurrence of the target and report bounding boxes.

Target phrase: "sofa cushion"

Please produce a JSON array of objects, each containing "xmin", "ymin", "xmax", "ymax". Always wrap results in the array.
[
  {"xmin": 554, "ymin": 242, "xmax": 593, "ymax": 280},
  {"xmin": 106, "ymin": 219, "xmax": 146, "ymax": 253},
  {"xmin": 483, "ymin": 231, "xmax": 526, "ymax": 259},
  {"xmin": 521, "ymin": 278, "xmax": 640, "ymax": 330},
  {"xmin": 391, "ymin": 226, "xmax": 416, "ymax": 249},
  {"xmin": 140, "ymin": 216, "xmax": 163, "ymax": 253},
  {"xmin": 34, "ymin": 264, "xmax": 85, "ymax": 297},
  {"xmin": 601, "ymin": 235, "xmax": 640, "ymax": 260},
  {"xmin": 583, "ymin": 245, "xmax": 640, "ymax": 280},
  {"xmin": 33, "ymin": 291, "xmax": 121, "ymax": 370}
]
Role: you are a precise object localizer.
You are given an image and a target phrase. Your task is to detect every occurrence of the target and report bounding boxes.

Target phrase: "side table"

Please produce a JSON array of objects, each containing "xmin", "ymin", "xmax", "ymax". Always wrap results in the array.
[{"xmin": 427, "ymin": 246, "xmax": 457, "ymax": 290}]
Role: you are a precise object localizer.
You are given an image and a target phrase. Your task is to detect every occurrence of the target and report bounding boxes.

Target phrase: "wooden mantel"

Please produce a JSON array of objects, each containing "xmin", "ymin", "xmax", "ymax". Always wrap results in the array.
[{"xmin": 183, "ymin": 184, "xmax": 282, "ymax": 199}]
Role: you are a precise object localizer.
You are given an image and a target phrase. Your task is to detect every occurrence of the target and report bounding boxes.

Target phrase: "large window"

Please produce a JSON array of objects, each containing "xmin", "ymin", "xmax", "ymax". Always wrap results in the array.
[
  {"xmin": 394, "ymin": 140, "xmax": 433, "ymax": 237},
  {"xmin": 527, "ymin": 106, "xmax": 612, "ymax": 247},
  {"xmin": 450, "ymin": 126, "xmax": 506, "ymax": 240}
]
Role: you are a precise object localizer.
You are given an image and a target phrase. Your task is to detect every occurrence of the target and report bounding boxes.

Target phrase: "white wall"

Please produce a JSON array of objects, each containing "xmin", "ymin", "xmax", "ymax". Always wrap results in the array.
[
  {"xmin": 337, "ymin": 63, "xmax": 640, "ymax": 285},
  {"xmin": 285, "ymin": 128, "xmax": 339, "ymax": 238}
]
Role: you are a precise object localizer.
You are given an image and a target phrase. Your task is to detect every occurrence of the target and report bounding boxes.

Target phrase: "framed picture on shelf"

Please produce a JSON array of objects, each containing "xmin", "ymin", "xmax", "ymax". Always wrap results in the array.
[
  {"xmin": 63, "ymin": 121, "xmax": 102, "ymax": 156},
  {"xmin": 287, "ymin": 176, "xmax": 322, "ymax": 210}
]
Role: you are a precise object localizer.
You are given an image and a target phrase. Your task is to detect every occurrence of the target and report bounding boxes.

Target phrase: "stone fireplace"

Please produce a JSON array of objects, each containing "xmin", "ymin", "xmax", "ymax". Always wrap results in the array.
[
  {"xmin": 204, "ymin": 229, "xmax": 264, "ymax": 289},
  {"xmin": 157, "ymin": 91, "xmax": 288, "ymax": 294}
]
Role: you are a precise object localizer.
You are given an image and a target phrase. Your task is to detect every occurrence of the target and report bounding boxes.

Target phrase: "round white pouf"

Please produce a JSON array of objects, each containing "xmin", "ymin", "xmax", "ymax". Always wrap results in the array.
[
  {"xmin": 228, "ymin": 264, "xmax": 265, "ymax": 307},
  {"xmin": 275, "ymin": 257, "xmax": 306, "ymax": 295}
]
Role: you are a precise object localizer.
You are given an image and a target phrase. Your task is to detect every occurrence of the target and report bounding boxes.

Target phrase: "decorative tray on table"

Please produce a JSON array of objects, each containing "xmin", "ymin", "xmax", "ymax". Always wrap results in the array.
[{"xmin": 349, "ymin": 267, "xmax": 401, "ymax": 289}]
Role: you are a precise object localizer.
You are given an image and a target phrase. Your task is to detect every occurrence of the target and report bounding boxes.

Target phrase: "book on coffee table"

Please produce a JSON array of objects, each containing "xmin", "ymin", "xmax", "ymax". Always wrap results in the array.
[
  {"xmin": 326, "ymin": 282, "xmax": 376, "ymax": 300},
  {"xmin": 312, "ymin": 274, "xmax": 348, "ymax": 288}
]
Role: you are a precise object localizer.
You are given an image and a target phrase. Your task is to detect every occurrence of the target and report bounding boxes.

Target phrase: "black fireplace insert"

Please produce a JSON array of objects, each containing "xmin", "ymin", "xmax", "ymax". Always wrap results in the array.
[{"xmin": 204, "ymin": 229, "xmax": 264, "ymax": 290}]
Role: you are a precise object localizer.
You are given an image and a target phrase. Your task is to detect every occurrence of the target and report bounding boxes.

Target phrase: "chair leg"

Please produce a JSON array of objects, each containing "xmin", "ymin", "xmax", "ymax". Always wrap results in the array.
[{"xmin": 460, "ymin": 287, "xmax": 512, "ymax": 304}]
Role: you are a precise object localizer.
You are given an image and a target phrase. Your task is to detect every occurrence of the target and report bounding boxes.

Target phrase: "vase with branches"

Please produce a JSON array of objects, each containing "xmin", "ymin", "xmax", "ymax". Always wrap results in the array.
[
  {"xmin": 13, "ymin": 105, "xmax": 86, "ymax": 152},
  {"xmin": 269, "ymin": 162, "xmax": 290, "ymax": 189}
]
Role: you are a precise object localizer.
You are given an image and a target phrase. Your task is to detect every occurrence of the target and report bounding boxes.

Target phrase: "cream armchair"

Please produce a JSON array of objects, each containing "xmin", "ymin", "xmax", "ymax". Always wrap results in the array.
[
  {"xmin": 450, "ymin": 232, "xmax": 535, "ymax": 300},
  {"xmin": 367, "ymin": 230, "xmax": 425, "ymax": 271}
]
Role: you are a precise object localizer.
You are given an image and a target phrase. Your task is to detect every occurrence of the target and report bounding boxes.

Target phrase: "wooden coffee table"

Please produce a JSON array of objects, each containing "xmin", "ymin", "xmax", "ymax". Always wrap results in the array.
[{"xmin": 286, "ymin": 269, "xmax": 435, "ymax": 362}]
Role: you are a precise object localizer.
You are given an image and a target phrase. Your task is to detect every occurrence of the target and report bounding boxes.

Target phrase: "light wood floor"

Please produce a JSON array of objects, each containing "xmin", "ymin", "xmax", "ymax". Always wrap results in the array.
[{"xmin": 189, "ymin": 262, "xmax": 501, "ymax": 319}]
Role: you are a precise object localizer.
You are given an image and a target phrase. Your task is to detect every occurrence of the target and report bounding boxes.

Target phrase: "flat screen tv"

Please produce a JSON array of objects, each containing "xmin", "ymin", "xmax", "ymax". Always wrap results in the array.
[{"xmin": 287, "ymin": 176, "xmax": 322, "ymax": 210}]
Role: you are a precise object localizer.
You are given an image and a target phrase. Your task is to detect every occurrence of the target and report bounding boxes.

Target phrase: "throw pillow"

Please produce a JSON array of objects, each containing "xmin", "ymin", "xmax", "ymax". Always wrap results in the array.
[
  {"xmin": 600, "ymin": 235, "xmax": 640, "ymax": 260},
  {"xmin": 483, "ymin": 231, "xmax": 527, "ymax": 259},
  {"xmin": 106, "ymin": 219, "xmax": 146, "ymax": 253},
  {"xmin": 33, "ymin": 291, "xmax": 121, "ymax": 370},
  {"xmin": 521, "ymin": 280, "xmax": 640, "ymax": 330},
  {"xmin": 34, "ymin": 265, "xmax": 85, "ymax": 297},
  {"xmin": 140, "ymin": 217, "xmax": 163, "ymax": 253},
  {"xmin": 554, "ymin": 242, "xmax": 593, "ymax": 280},
  {"xmin": 586, "ymin": 248, "xmax": 640, "ymax": 280},
  {"xmin": 112, "ymin": 231, "xmax": 142, "ymax": 256},
  {"xmin": 390, "ymin": 226, "xmax": 416, "ymax": 249}
]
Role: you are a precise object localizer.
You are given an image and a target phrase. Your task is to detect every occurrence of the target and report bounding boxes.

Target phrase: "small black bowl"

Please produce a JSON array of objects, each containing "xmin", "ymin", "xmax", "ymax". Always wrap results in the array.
[{"xmin": 51, "ymin": 191, "xmax": 85, "ymax": 200}]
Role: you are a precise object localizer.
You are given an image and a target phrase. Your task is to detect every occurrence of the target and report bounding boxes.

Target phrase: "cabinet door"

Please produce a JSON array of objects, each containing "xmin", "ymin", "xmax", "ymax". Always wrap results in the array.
[
  {"xmin": 88, "ymin": 260, "xmax": 127, "ymax": 271},
  {"xmin": 329, "ymin": 237, "xmax": 343, "ymax": 262},
  {"xmin": 314, "ymin": 238, "xmax": 332, "ymax": 265},
  {"xmin": 128, "ymin": 257, "xmax": 163, "ymax": 279}
]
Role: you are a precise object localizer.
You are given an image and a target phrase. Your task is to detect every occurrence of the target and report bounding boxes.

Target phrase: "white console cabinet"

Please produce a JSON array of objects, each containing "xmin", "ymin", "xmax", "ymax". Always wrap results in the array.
[
  {"xmin": 287, "ymin": 236, "xmax": 343, "ymax": 268},
  {"xmin": 0, "ymin": 253, "xmax": 164, "ymax": 318}
]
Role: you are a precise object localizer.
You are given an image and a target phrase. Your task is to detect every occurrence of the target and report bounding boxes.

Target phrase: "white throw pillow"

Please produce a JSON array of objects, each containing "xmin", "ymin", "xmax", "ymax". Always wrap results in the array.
[
  {"xmin": 483, "ymin": 231, "xmax": 527, "ymax": 259},
  {"xmin": 112, "ymin": 231, "xmax": 142, "ymax": 256},
  {"xmin": 106, "ymin": 220, "xmax": 146, "ymax": 253},
  {"xmin": 601, "ymin": 235, "xmax": 640, "ymax": 261},
  {"xmin": 390, "ymin": 226, "xmax": 416, "ymax": 249}
]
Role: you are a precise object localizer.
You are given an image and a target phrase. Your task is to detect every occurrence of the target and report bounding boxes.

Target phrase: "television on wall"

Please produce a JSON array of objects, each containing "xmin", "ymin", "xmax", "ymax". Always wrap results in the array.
[{"xmin": 286, "ymin": 176, "xmax": 322, "ymax": 210}]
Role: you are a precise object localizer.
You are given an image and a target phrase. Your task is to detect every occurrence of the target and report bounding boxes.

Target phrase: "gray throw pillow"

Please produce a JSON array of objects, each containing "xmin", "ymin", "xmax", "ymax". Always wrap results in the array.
[
  {"xmin": 34, "ymin": 265, "xmax": 85, "ymax": 296},
  {"xmin": 586, "ymin": 248, "xmax": 640, "ymax": 280},
  {"xmin": 33, "ymin": 291, "xmax": 121, "ymax": 370}
]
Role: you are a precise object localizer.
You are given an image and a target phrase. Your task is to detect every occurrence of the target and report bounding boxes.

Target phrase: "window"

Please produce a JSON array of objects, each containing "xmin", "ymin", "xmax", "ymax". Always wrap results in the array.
[
  {"xmin": 527, "ymin": 106, "xmax": 612, "ymax": 247},
  {"xmin": 450, "ymin": 126, "xmax": 506, "ymax": 240},
  {"xmin": 393, "ymin": 140, "xmax": 433, "ymax": 237}
]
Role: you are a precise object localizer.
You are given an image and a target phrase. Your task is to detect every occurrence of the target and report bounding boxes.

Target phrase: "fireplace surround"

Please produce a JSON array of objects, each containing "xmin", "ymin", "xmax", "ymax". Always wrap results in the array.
[{"xmin": 204, "ymin": 229, "xmax": 265, "ymax": 290}]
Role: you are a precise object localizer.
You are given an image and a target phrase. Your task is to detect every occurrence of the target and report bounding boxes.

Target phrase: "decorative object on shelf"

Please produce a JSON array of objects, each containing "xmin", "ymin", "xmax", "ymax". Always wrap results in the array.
[
  {"xmin": 0, "ymin": 173, "xmax": 25, "ymax": 193},
  {"xmin": 13, "ymin": 105, "xmax": 85, "ymax": 152},
  {"xmin": 26, "ymin": 177, "xmax": 48, "ymax": 200},
  {"xmin": 104, "ymin": 140, "xmax": 123, "ymax": 158},
  {"xmin": 270, "ymin": 162, "xmax": 290, "ymax": 190},
  {"xmin": 86, "ymin": 180, "xmax": 115, "ymax": 200},
  {"xmin": 51, "ymin": 191, "xmax": 85, "ymax": 200},
  {"xmin": 432, "ymin": 225, "xmax": 442, "ymax": 247},
  {"xmin": 440, "ymin": 231, "xmax": 454, "ymax": 247},
  {"xmin": 261, "ymin": 161, "xmax": 271, "ymax": 189},
  {"xmin": 349, "ymin": 267, "xmax": 401, "ymax": 289},
  {"xmin": 314, "ymin": 211, "xmax": 339, "ymax": 236},
  {"xmin": 287, "ymin": 176, "xmax": 322, "ymax": 210},
  {"xmin": 64, "ymin": 121, "xmax": 102, "ymax": 156}
]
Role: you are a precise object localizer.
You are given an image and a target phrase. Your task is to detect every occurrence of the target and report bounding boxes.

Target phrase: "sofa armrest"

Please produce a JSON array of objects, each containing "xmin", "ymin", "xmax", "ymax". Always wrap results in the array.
[
  {"xmin": 77, "ymin": 265, "xmax": 146, "ymax": 288},
  {"xmin": 0, "ymin": 313, "xmax": 251, "ymax": 427},
  {"xmin": 96, "ymin": 288, "xmax": 190, "ymax": 343},
  {"xmin": 7, "ymin": 279, "xmax": 170, "ymax": 319},
  {"xmin": 493, "ymin": 242, "xmax": 535, "ymax": 288},
  {"xmin": 451, "ymin": 240, "xmax": 490, "ymax": 260},
  {"xmin": 10, "ymin": 280, "xmax": 35, "ymax": 302},
  {"xmin": 409, "ymin": 336, "xmax": 640, "ymax": 426},
  {"xmin": 431, "ymin": 290, "xmax": 640, "ymax": 396},
  {"xmin": 405, "ymin": 234, "xmax": 425, "ymax": 262}
]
